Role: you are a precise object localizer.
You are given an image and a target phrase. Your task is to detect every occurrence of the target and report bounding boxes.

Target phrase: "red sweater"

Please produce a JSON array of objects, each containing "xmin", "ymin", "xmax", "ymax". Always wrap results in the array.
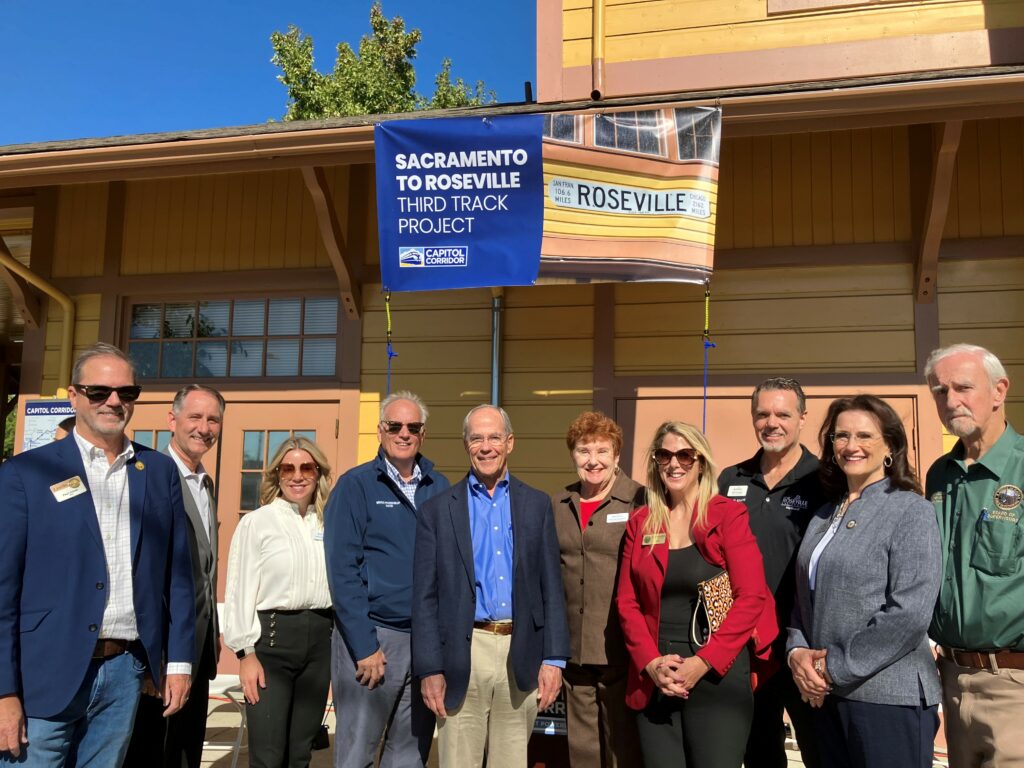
[{"xmin": 616, "ymin": 495, "xmax": 778, "ymax": 710}]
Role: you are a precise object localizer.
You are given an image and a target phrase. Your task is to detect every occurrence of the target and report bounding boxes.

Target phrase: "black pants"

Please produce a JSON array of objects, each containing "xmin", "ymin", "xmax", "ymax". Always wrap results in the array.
[
  {"xmin": 123, "ymin": 637, "xmax": 215, "ymax": 768},
  {"xmin": 636, "ymin": 638, "xmax": 753, "ymax": 768},
  {"xmin": 814, "ymin": 695, "xmax": 939, "ymax": 768},
  {"xmin": 247, "ymin": 609, "xmax": 332, "ymax": 768},
  {"xmin": 743, "ymin": 666, "xmax": 820, "ymax": 768}
]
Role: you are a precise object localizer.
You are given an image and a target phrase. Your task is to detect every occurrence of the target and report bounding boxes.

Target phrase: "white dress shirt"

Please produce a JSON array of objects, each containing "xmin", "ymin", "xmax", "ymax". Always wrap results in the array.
[
  {"xmin": 167, "ymin": 444, "xmax": 213, "ymax": 542},
  {"xmin": 222, "ymin": 496, "xmax": 331, "ymax": 652}
]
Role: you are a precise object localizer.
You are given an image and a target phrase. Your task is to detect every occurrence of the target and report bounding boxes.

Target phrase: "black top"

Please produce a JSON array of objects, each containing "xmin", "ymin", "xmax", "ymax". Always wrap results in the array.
[
  {"xmin": 659, "ymin": 545, "xmax": 720, "ymax": 650},
  {"xmin": 718, "ymin": 445, "xmax": 825, "ymax": 637}
]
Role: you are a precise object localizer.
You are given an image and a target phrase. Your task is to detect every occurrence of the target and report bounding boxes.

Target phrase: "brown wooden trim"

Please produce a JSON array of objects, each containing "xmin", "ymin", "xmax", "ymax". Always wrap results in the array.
[
  {"xmin": 939, "ymin": 236, "xmax": 1024, "ymax": 260},
  {"xmin": 50, "ymin": 267, "xmax": 337, "ymax": 296},
  {"xmin": 562, "ymin": 29, "xmax": 1024, "ymax": 102},
  {"xmin": 99, "ymin": 181, "xmax": 126, "ymax": 341},
  {"xmin": 612, "ymin": 371, "xmax": 927, "ymax": 396},
  {"xmin": 715, "ymin": 242, "xmax": 912, "ymax": 269},
  {"xmin": 536, "ymin": 0, "xmax": 565, "ymax": 103},
  {"xmin": 345, "ymin": 164, "xmax": 371, "ymax": 288},
  {"xmin": 300, "ymin": 166, "xmax": 360, "ymax": 320},
  {"xmin": 914, "ymin": 301, "xmax": 939, "ymax": 375},
  {"xmin": 0, "ymin": 237, "xmax": 42, "ymax": 329},
  {"xmin": 593, "ymin": 283, "xmax": 615, "ymax": 415},
  {"xmin": 338, "ymin": 313, "xmax": 362, "ymax": 388},
  {"xmin": 768, "ymin": 0, "xmax": 903, "ymax": 12},
  {"xmin": 0, "ymin": 194, "xmax": 36, "ymax": 208},
  {"xmin": 915, "ymin": 121, "xmax": 962, "ymax": 303}
]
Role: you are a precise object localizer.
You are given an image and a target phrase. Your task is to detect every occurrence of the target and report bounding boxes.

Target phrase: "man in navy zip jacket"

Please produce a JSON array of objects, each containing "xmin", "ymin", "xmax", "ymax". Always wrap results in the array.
[{"xmin": 324, "ymin": 391, "xmax": 451, "ymax": 768}]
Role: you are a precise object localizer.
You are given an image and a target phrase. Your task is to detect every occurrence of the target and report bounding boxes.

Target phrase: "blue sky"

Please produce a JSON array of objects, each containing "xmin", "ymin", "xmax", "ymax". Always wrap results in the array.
[{"xmin": 1, "ymin": 1, "xmax": 536, "ymax": 146}]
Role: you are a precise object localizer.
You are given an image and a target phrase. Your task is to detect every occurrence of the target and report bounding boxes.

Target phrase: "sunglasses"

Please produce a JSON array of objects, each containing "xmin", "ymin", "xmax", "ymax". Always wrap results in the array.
[
  {"xmin": 72, "ymin": 384, "xmax": 143, "ymax": 404},
  {"xmin": 381, "ymin": 421, "xmax": 424, "ymax": 435},
  {"xmin": 652, "ymin": 448, "xmax": 700, "ymax": 468},
  {"xmin": 278, "ymin": 462, "xmax": 319, "ymax": 479}
]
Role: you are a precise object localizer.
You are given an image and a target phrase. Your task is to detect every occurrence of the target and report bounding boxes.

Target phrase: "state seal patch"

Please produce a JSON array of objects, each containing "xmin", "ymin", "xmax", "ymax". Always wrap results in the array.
[{"xmin": 993, "ymin": 484, "xmax": 1023, "ymax": 511}]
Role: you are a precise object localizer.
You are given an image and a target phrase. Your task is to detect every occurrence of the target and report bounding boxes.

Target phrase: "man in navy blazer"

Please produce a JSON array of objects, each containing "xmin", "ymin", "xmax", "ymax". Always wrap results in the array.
[
  {"xmin": 0, "ymin": 343, "xmax": 195, "ymax": 766},
  {"xmin": 412, "ymin": 405, "xmax": 570, "ymax": 768}
]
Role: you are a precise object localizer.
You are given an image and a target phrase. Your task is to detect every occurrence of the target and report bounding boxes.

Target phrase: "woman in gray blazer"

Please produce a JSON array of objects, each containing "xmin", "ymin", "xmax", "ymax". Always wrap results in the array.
[{"xmin": 787, "ymin": 395, "xmax": 941, "ymax": 768}]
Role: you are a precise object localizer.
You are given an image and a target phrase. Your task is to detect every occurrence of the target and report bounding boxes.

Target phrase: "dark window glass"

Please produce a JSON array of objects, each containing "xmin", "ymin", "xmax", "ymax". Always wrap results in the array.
[
  {"xmin": 163, "ymin": 304, "xmax": 194, "ymax": 339},
  {"xmin": 268, "ymin": 299, "xmax": 301, "ymax": 336},
  {"xmin": 303, "ymin": 298, "xmax": 338, "ymax": 335},
  {"xmin": 130, "ymin": 305, "xmax": 161, "ymax": 339},
  {"xmin": 266, "ymin": 339, "xmax": 300, "ymax": 376},
  {"xmin": 675, "ymin": 108, "xmax": 720, "ymax": 162},
  {"xmin": 197, "ymin": 301, "xmax": 229, "ymax": 337},
  {"xmin": 233, "ymin": 300, "xmax": 265, "ymax": 336},
  {"xmin": 240, "ymin": 474, "xmax": 261, "ymax": 512},
  {"xmin": 230, "ymin": 341, "xmax": 263, "ymax": 376},
  {"xmin": 129, "ymin": 342, "xmax": 159, "ymax": 378},
  {"xmin": 196, "ymin": 342, "xmax": 228, "ymax": 377},
  {"xmin": 301, "ymin": 339, "xmax": 336, "ymax": 376},
  {"xmin": 242, "ymin": 431, "xmax": 264, "ymax": 470},
  {"xmin": 161, "ymin": 342, "xmax": 193, "ymax": 377}
]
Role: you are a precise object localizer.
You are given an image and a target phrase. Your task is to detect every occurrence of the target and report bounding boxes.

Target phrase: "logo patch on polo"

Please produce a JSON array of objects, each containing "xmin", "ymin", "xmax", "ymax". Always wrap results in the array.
[{"xmin": 993, "ymin": 484, "xmax": 1023, "ymax": 512}]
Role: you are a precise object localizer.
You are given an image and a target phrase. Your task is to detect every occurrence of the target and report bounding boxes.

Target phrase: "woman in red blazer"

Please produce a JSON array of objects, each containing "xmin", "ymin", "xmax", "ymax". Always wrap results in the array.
[{"xmin": 616, "ymin": 421, "xmax": 777, "ymax": 768}]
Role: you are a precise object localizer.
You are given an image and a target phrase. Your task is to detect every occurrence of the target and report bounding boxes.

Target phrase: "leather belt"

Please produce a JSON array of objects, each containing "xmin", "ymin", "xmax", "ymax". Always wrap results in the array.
[
  {"xmin": 939, "ymin": 645, "xmax": 1024, "ymax": 671},
  {"xmin": 473, "ymin": 621, "xmax": 513, "ymax": 636},
  {"xmin": 92, "ymin": 639, "xmax": 133, "ymax": 659}
]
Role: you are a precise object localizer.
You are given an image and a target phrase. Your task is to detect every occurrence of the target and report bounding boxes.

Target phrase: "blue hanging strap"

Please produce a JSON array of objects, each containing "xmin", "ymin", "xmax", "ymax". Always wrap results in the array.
[
  {"xmin": 384, "ymin": 289, "xmax": 398, "ymax": 395},
  {"xmin": 702, "ymin": 279, "xmax": 716, "ymax": 432}
]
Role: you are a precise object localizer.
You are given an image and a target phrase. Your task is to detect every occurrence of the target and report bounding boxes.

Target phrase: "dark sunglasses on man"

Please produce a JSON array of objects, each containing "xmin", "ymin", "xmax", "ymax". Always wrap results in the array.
[
  {"xmin": 652, "ymin": 447, "xmax": 699, "ymax": 468},
  {"xmin": 380, "ymin": 420, "xmax": 424, "ymax": 435},
  {"xmin": 72, "ymin": 384, "xmax": 143, "ymax": 404}
]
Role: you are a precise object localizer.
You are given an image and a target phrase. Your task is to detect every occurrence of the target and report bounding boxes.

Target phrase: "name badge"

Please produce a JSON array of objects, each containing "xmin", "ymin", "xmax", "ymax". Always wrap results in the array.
[
  {"xmin": 727, "ymin": 485, "xmax": 748, "ymax": 497},
  {"xmin": 606, "ymin": 512, "xmax": 629, "ymax": 524},
  {"xmin": 51, "ymin": 476, "xmax": 87, "ymax": 502},
  {"xmin": 642, "ymin": 533, "xmax": 667, "ymax": 546},
  {"xmin": 312, "ymin": 530, "xmax": 324, "ymax": 542}
]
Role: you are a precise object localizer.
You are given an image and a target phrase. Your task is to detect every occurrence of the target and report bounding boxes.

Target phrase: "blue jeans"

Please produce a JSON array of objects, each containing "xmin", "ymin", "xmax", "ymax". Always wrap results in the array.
[{"xmin": 13, "ymin": 650, "xmax": 145, "ymax": 768}]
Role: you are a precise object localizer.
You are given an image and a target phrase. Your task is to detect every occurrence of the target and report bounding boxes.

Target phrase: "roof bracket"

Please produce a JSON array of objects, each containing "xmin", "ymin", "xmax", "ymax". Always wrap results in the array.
[
  {"xmin": 0, "ymin": 235, "xmax": 43, "ymax": 329},
  {"xmin": 914, "ymin": 120, "xmax": 962, "ymax": 304},
  {"xmin": 301, "ymin": 165, "xmax": 361, "ymax": 320}
]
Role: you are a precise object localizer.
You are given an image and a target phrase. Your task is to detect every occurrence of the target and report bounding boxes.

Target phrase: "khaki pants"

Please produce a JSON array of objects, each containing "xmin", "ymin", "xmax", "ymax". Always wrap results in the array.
[
  {"xmin": 437, "ymin": 629, "xmax": 538, "ymax": 768},
  {"xmin": 939, "ymin": 655, "xmax": 1024, "ymax": 768}
]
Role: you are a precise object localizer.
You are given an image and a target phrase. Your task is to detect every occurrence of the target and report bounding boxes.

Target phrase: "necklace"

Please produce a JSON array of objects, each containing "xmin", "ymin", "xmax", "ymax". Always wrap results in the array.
[{"xmin": 828, "ymin": 495, "xmax": 852, "ymax": 533}]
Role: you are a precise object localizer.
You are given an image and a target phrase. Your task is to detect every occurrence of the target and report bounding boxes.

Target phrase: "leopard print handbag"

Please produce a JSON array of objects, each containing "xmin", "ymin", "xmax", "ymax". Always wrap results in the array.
[{"xmin": 690, "ymin": 570, "xmax": 734, "ymax": 648}]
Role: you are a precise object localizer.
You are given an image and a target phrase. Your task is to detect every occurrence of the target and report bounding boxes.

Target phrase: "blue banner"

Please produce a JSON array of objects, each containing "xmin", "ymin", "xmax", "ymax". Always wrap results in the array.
[{"xmin": 375, "ymin": 115, "xmax": 544, "ymax": 292}]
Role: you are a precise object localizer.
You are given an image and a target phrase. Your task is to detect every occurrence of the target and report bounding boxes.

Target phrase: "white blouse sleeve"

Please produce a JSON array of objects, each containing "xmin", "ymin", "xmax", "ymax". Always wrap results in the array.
[{"xmin": 222, "ymin": 514, "xmax": 263, "ymax": 652}]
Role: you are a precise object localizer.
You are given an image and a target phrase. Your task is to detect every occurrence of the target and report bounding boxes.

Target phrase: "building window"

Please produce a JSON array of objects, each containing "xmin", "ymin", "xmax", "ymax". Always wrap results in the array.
[
  {"xmin": 128, "ymin": 297, "xmax": 338, "ymax": 379},
  {"xmin": 675, "ymin": 109, "xmax": 720, "ymax": 162},
  {"xmin": 240, "ymin": 429, "xmax": 317, "ymax": 511},
  {"xmin": 543, "ymin": 114, "xmax": 581, "ymax": 144},
  {"xmin": 594, "ymin": 111, "xmax": 664, "ymax": 156},
  {"xmin": 132, "ymin": 430, "xmax": 172, "ymax": 451}
]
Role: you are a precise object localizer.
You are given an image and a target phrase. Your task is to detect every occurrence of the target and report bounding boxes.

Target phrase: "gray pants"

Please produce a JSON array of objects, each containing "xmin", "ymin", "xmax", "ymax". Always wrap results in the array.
[{"xmin": 331, "ymin": 625, "xmax": 435, "ymax": 768}]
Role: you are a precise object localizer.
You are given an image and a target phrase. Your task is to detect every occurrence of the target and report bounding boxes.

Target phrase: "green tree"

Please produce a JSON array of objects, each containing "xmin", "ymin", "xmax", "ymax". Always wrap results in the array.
[{"xmin": 271, "ymin": 3, "xmax": 495, "ymax": 120}]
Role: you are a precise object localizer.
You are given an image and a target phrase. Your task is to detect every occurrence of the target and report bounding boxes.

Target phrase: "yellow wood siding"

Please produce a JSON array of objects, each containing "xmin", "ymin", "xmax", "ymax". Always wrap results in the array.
[
  {"xmin": 937, "ymin": 256, "xmax": 1024, "ymax": 427},
  {"xmin": 563, "ymin": 0, "xmax": 1020, "ymax": 66},
  {"xmin": 944, "ymin": 118, "xmax": 1024, "ymax": 239},
  {"xmin": 40, "ymin": 293, "xmax": 102, "ymax": 394},
  {"xmin": 52, "ymin": 184, "xmax": 107, "ymax": 278},
  {"xmin": 716, "ymin": 127, "xmax": 912, "ymax": 250},
  {"xmin": 122, "ymin": 168, "xmax": 347, "ymax": 274},
  {"xmin": 615, "ymin": 264, "xmax": 917, "ymax": 375}
]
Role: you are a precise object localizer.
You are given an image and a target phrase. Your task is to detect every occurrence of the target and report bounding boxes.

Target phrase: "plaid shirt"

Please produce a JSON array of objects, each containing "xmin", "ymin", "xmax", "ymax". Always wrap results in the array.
[{"xmin": 383, "ymin": 457, "xmax": 423, "ymax": 507}]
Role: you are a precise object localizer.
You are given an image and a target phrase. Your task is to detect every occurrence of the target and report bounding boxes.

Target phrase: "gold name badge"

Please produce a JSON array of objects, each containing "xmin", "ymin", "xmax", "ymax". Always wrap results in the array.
[
  {"xmin": 642, "ymin": 533, "xmax": 667, "ymax": 546},
  {"xmin": 50, "ymin": 476, "xmax": 88, "ymax": 502}
]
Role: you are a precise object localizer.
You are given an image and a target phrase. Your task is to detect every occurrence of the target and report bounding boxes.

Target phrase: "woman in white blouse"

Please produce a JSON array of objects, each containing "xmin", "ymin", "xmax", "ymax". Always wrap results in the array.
[{"xmin": 223, "ymin": 437, "xmax": 334, "ymax": 768}]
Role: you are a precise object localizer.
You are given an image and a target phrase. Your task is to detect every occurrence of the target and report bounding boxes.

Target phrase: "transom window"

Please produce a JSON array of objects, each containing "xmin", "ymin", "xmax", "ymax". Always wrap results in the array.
[
  {"xmin": 594, "ymin": 111, "xmax": 664, "ymax": 157},
  {"xmin": 675, "ymin": 109, "xmax": 720, "ymax": 162},
  {"xmin": 241, "ymin": 429, "xmax": 316, "ymax": 511},
  {"xmin": 128, "ymin": 297, "xmax": 338, "ymax": 379},
  {"xmin": 542, "ymin": 114, "xmax": 581, "ymax": 144}
]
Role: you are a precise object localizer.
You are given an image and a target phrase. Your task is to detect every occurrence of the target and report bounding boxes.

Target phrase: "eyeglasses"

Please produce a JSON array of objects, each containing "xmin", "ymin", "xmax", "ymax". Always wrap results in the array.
[
  {"xmin": 829, "ymin": 432, "xmax": 882, "ymax": 448},
  {"xmin": 72, "ymin": 384, "xmax": 143, "ymax": 404},
  {"xmin": 277, "ymin": 462, "xmax": 319, "ymax": 479},
  {"xmin": 467, "ymin": 433, "xmax": 509, "ymax": 448},
  {"xmin": 652, "ymin": 448, "xmax": 699, "ymax": 468},
  {"xmin": 381, "ymin": 421, "xmax": 424, "ymax": 435}
]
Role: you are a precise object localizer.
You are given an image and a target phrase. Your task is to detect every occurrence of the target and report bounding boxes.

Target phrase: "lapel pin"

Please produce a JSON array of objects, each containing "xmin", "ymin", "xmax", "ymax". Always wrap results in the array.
[
  {"xmin": 135, "ymin": 461, "xmax": 145, "ymax": 471},
  {"xmin": 846, "ymin": 520, "xmax": 857, "ymax": 529}
]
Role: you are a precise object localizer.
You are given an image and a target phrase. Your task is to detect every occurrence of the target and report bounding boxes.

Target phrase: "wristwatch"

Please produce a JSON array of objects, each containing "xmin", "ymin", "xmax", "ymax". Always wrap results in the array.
[{"xmin": 235, "ymin": 647, "xmax": 255, "ymax": 660}]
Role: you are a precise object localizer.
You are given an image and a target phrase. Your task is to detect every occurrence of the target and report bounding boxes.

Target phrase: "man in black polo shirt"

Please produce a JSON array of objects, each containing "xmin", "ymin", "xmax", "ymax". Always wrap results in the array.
[{"xmin": 718, "ymin": 377, "xmax": 824, "ymax": 768}]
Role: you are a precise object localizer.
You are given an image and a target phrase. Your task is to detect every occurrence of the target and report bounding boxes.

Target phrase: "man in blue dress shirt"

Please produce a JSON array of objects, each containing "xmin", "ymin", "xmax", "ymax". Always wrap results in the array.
[{"xmin": 412, "ymin": 405, "xmax": 570, "ymax": 768}]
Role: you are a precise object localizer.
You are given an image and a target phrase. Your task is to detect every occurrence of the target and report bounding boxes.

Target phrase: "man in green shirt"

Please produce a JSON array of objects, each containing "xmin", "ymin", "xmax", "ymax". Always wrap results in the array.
[{"xmin": 925, "ymin": 343, "xmax": 1024, "ymax": 768}]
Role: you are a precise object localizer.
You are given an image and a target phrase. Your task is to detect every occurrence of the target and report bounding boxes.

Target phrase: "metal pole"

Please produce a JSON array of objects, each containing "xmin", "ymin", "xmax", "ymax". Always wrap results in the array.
[{"xmin": 490, "ymin": 289, "xmax": 503, "ymax": 406}]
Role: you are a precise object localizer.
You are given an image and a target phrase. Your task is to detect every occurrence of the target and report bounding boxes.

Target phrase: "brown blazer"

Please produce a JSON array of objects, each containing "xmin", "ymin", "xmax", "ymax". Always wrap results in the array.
[{"xmin": 553, "ymin": 471, "xmax": 645, "ymax": 667}]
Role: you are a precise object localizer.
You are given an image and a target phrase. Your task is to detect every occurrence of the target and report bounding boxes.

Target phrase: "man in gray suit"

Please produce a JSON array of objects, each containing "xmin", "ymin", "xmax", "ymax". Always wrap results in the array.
[{"xmin": 125, "ymin": 384, "xmax": 224, "ymax": 768}]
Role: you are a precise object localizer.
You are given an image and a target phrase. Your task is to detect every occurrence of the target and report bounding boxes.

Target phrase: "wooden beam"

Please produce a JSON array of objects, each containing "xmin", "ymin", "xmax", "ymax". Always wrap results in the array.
[
  {"xmin": 300, "ymin": 166, "xmax": 360, "ymax": 319},
  {"xmin": 915, "ymin": 121, "xmax": 962, "ymax": 303},
  {"xmin": 0, "ymin": 235, "xmax": 43, "ymax": 328}
]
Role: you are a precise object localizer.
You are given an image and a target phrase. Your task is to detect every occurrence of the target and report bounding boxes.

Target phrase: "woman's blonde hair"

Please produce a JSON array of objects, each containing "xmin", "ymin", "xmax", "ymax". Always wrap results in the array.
[
  {"xmin": 260, "ymin": 436, "xmax": 333, "ymax": 524},
  {"xmin": 643, "ymin": 421, "xmax": 718, "ymax": 542}
]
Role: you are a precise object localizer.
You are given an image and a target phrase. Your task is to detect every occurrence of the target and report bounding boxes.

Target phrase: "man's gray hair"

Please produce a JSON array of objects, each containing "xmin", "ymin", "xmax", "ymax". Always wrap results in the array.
[
  {"xmin": 751, "ymin": 377, "xmax": 806, "ymax": 413},
  {"xmin": 172, "ymin": 384, "xmax": 226, "ymax": 416},
  {"xmin": 924, "ymin": 344, "xmax": 1008, "ymax": 386},
  {"xmin": 71, "ymin": 342, "xmax": 136, "ymax": 386},
  {"xmin": 380, "ymin": 390, "xmax": 429, "ymax": 423},
  {"xmin": 462, "ymin": 404, "xmax": 513, "ymax": 441}
]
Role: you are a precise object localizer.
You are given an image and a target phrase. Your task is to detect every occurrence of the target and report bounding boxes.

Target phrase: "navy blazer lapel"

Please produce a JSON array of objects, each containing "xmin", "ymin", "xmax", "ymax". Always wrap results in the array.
[
  {"xmin": 128, "ymin": 445, "xmax": 148, "ymax": 562},
  {"xmin": 508, "ymin": 474, "xmax": 526, "ymax": 581},
  {"xmin": 56, "ymin": 435, "xmax": 104, "ymax": 552},
  {"xmin": 450, "ymin": 477, "xmax": 475, "ymax": 588}
]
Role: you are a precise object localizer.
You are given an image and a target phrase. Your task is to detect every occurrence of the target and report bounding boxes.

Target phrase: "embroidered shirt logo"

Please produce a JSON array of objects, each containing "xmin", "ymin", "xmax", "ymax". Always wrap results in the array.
[
  {"xmin": 781, "ymin": 495, "xmax": 809, "ymax": 511},
  {"xmin": 993, "ymin": 484, "xmax": 1023, "ymax": 512}
]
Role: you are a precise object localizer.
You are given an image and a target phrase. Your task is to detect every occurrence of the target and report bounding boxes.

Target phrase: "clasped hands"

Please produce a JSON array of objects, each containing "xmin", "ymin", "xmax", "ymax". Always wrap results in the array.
[
  {"xmin": 789, "ymin": 647, "xmax": 832, "ymax": 708},
  {"xmin": 645, "ymin": 653, "xmax": 709, "ymax": 698}
]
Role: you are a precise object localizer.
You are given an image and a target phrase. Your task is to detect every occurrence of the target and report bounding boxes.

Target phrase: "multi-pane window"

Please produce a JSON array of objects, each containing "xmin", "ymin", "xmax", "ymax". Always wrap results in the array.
[
  {"xmin": 675, "ymin": 109, "xmax": 720, "ymax": 162},
  {"xmin": 132, "ymin": 430, "xmax": 171, "ymax": 451},
  {"xmin": 594, "ymin": 111, "xmax": 664, "ymax": 156},
  {"xmin": 543, "ymin": 114, "xmax": 581, "ymax": 143},
  {"xmin": 128, "ymin": 297, "xmax": 338, "ymax": 379},
  {"xmin": 240, "ymin": 429, "xmax": 316, "ymax": 511}
]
